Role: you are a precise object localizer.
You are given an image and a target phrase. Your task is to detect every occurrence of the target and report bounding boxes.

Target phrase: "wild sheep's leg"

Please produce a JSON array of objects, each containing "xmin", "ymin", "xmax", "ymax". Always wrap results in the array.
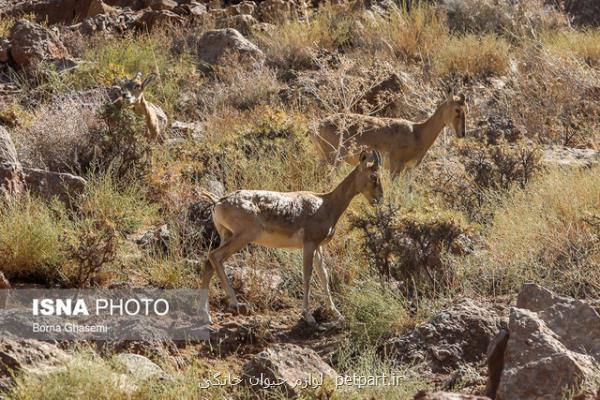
[
  {"xmin": 314, "ymin": 247, "xmax": 343, "ymax": 321},
  {"xmin": 207, "ymin": 230, "xmax": 256, "ymax": 314},
  {"xmin": 302, "ymin": 243, "xmax": 317, "ymax": 325}
]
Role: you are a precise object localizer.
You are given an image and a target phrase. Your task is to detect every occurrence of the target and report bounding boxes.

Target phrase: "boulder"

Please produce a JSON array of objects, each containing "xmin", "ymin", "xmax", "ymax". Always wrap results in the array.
[
  {"xmin": 9, "ymin": 20, "xmax": 69, "ymax": 71},
  {"xmin": 79, "ymin": 12, "xmax": 138, "ymax": 35},
  {"xmin": 414, "ymin": 392, "xmax": 491, "ymax": 400},
  {"xmin": 196, "ymin": 28, "xmax": 264, "ymax": 67},
  {"xmin": 243, "ymin": 343, "xmax": 340, "ymax": 397},
  {"xmin": 172, "ymin": 2, "xmax": 207, "ymax": 17},
  {"xmin": 0, "ymin": 337, "xmax": 72, "ymax": 387},
  {"xmin": 353, "ymin": 73, "xmax": 407, "ymax": 117},
  {"xmin": 115, "ymin": 353, "xmax": 166, "ymax": 380},
  {"xmin": 145, "ymin": 0, "xmax": 178, "ymax": 10},
  {"xmin": 383, "ymin": 299, "xmax": 506, "ymax": 373},
  {"xmin": 136, "ymin": 10, "xmax": 185, "ymax": 31},
  {"xmin": 0, "ymin": 126, "xmax": 23, "ymax": 197},
  {"xmin": 216, "ymin": 14, "xmax": 258, "ymax": 36},
  {"xmin": 257, "ymin": 0, "xmax": 294, "ymax": 23},
  {"xmin": 23, "ymin": 168, "xmax": 86, "ymax": 205},
  {"xmin": 542, "ymin": 145, "xmax": 600, "ymax": 168},
  {"xmin": 84, "ymin": 0, "xmax": 116, "ymax": 18},
  {"xmin": 496, "ymin": 284, "xmax": 600, "ymax": 400}
]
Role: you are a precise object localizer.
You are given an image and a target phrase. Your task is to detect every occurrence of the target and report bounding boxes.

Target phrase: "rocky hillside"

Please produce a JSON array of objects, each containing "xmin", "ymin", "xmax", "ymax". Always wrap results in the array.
[{"xmin": 1, "ymin": 0, "xmax": 600, "ymax": 399}]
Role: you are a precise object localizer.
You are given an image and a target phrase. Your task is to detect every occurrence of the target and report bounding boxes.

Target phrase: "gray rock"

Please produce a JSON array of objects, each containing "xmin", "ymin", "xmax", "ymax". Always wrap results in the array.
[
  {"xmin": 196, "ymin": 28, "xmax": 264, "ymax": 67},
  {"xmin": 115, "ymin": 353, "xmax": 166, "ymax": 380},
  {"xmin": 23, "ymin": 167, "xmax": 86, "ymax": 206},
  {"xmin": 243, "ymin": 343, "xmax": 339, "ymax": 397},
  {"xmin": 542, "ymin": 145, "xmax": 600, "ymax": 168},
  {"xmin": 496, "ymin": 284, "xmax": 600, "ymax": 400},
  {"xmin": 9, "ymin": 20, "xmax": 69, "ymax": 71},
  {"xmin": 0, "ymin": 337, "xmax": 72, "ymax": 387},
  {"xmin": 384, "ymin": 299, "xmax": 506, "ymax": 373}
]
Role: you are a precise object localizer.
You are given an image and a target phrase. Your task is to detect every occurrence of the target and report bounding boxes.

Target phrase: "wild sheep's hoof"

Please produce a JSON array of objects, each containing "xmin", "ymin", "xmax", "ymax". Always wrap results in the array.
[
  {"xmin": 303, "ymin": 313, "xmax": 318, "ymax": 326},
  {"xmin": 227, "ymin": 302, "xmax": 250, "ymax": 315}
]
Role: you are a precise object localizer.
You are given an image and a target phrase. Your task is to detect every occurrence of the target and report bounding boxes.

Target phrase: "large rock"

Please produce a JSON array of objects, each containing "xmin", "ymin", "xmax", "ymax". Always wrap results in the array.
[
  {"xmin": 496, "ymin": 284, "xmax": 600, "ymax": 400},
  {"xmin": 243, "ymin": 343, "xmax": 339, "ymax": 397},
  {"xmin": 9, "ymin": 20, "xmax": 69, "ymax": 71},
  {"xmin": 196, "ymin": 28, "xmax": 264, "ymax": 67},
  {"xmin": 414, "ymin": 392, "xmax": 491, "ymax": 400},
  {"xmin": 3, "ymin": 0, "xmax": 127, "ymax": 24},
  {"xmin": 23, "ymin": 168, "xmax": 86, "ymax": 205},
  {"xmin": 384, "ymin": 299, "xmax": 506, "ymax": 373},
  {"xmin": 0, "ymin": 337, "xmax": 72, "ymax": 388},
  {"xmin": 136, "ymin": 10, "xmax": 185, "ymax": 31},
  {"xmin": 216, "ymin": 14, "xmax": 258, "ymax": 36},
  {"xmin": 0, "ymin": 126, "xmax": 23, "ymax": 197},
  {"xmin": 257, "ymin": 0, "xmax": 294, "ymax": 23},
  {"xmin": 115, "ymin": 353, "xmax": 166, "ymax": 380},
  {"xmin": 353, "ymin": 73, "xmax": 407, "ymax": 117},
  {"xmin": 542, "ymin": 145, "xmax": 600, "ymax": 168}
]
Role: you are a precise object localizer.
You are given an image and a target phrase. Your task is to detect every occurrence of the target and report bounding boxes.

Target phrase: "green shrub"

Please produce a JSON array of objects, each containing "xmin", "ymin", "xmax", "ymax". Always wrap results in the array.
[
  {"xmin": 78, "ymin": 172, "xmax": 158, "ymax": 235},
  {"xmin": 351, "ymin": 200, "xmax": 471, "ymax": 298},
  {"xmin": 0, "ymin": 196, "xmax": 67, "ymax": 280}
]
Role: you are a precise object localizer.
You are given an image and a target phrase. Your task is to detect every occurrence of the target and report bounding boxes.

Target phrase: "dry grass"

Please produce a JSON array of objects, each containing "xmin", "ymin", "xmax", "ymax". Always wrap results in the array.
[
  {"xmin": 464, "ymin": 166, "xmax": 600, "ymax": 297},
  {"xmin": 0, "ymin": 196, "xmax": 67, "ymax": 280},
  {"xmin": 543, "ymin": 29, "xmax": 600, "ymax": 68},
  {"xmin": 433, "ymin": 34, "xmax": 511, "ymax": 78}
]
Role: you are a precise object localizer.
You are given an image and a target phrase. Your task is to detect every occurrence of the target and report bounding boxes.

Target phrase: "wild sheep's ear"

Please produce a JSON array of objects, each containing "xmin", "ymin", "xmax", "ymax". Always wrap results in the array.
[
  {"xmin": 142, "ymin": 73, "xmax": 157, "ymax": 89},
  {"xmin": 359, "ymin": 150, "xmax": 369, "ymax": 164}
]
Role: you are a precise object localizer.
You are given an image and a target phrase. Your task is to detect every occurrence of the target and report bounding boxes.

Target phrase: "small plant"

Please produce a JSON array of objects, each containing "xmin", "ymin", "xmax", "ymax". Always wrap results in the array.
[
  {"xmin": 351, "ymin": 202, "xmax": 470, "ymax": 297},
  {"xmin": 436, "ymin": 138, "xmax": 542, "ymax": 221},
  {"xmin": 0, "ymin": 196, "xmax": 67, "ymax": 281},
  {"xmin": 94, "ymin": 101, "xmax": 150, "ymax": 177},
  {"xmin": 63, "ymin": 218, "xmax": 118, "ymax": 288}
]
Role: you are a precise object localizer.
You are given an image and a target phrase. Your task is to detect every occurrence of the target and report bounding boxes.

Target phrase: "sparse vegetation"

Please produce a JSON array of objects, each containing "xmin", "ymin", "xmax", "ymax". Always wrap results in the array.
[{"xmin": 1, "ymin": 0, "xmax": 600, "ymax": 398}]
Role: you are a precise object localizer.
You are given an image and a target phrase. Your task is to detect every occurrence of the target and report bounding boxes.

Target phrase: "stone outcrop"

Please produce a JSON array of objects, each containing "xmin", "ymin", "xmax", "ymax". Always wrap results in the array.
[
  {"xmin": 0, "ymin": 337, "xmax": 72, "ymax": 388},
  {"xmin": 22, "ymin": 168, "xmax": 87, "ymax": 205},
  {"xmin": 8, "ymin": 20, "xmax": 69, "ymax": 71},
  {"xmin": 115, "ymin": 353, "xmax": 166, "ymax": 380},
  {"xmin": 243, "ymin": 343, "xmax": 340, "ymax": 397},
  {"xmin": 196, "ymin": 28, "xmax": 265, "ymax": 67},
  {"xmin": 542, "ymin": 145, "xmax": 600, "ymax": 168},
  {"xmin": 0, "ymin": 126, "xmax": 23, "ymax": 197},
  {"xmin": 384, "ymin": 299, "xmax": 506, "ymax": 373},
  {"xmin": 495, "ymin": 284, "xmax": 600, "ymax": 400},
  {"xmin": 353, "ymin": 72, "xmax": 407, "ymax": 116}
]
